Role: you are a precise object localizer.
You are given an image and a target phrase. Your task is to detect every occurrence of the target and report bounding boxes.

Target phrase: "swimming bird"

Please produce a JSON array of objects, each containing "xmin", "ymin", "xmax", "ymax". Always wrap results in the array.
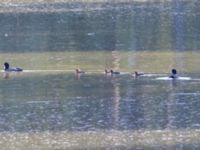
[
  {"xmin": 75, "ymin": 69, "xmax": 85, "ymax": 74},
  {"xmin": 105, "ymin": 69, "xmax": 111, "ymax": 74},
  {"xmin": 169, "ymin": 69, "xmax": 178, "ymax": 78},
  {"xmin": 110, "ymin": 69, "xmax": 120, "ymax": 75},
  {"xmin": 134, "ymin": 71, "xmax": 144, "ymax": 77},
  {"xmin": 4, "ymin": 62, "xmax": 23, "ymax": 72}
]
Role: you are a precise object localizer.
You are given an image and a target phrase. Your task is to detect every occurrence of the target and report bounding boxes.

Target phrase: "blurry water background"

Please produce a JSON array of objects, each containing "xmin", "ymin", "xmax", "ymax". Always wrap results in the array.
[{"xmin": 0, "ymin": 0, "xmax": 200, "ymax": 149}]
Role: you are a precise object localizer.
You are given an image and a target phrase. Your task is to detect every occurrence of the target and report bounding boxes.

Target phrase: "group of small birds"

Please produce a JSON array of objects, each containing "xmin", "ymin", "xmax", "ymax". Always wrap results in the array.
[
  {"xmin": 4, "ymin": 62, "xmax": 178, "ymax": 79},
  {"xmin": 77, "ymin": 67, "xmax": 178, "ymax": 78}
]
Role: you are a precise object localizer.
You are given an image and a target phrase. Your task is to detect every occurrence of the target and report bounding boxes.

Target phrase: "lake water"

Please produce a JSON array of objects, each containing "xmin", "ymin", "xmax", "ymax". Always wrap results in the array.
[{"xmin": 0, "ymin": 1, "xmax": 200, "ymax": 150}]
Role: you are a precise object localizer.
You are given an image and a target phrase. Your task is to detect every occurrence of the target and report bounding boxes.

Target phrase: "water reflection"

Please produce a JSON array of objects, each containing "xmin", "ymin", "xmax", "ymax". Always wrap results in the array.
[
  {"xmin": 111, "ymin": 50, "xmax": 120, "ymax": 70},
  {"xmin": 0, "ymin": 72, "xmax": 199, "ymax": 132},
  {"xmin": 0, "ymin": 72, "xmax": 200, "ymax": 149},
  {"xmin": 166, "ymin": 80, "xmax": 177, "ymax": 129},
  {"xmin": 173, "ymin": 0, "xmax": 186, "ymax": 51},
  {"xmin": 111, "ymin": 78, "xmax": 120, "ymax": 129},
  {"xmin": 0, "ymin": 1, "xmax": 200, "ymax": 51},
  {"xmin": 0, "ymin": 1, "xmax": 200, "ymax": 149},
  {"xmin": 3, "ymin": 72, "xmax": 10, "ymax": 79}
]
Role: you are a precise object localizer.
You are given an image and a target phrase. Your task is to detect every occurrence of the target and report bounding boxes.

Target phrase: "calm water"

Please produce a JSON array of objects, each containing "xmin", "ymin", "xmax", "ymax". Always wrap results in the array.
[
  {"xmin": 0, "ymin": 1, "xmax": 200, "ymax": 150},
  {"xmin": 0, "ymin": 1, "xmax": 200, "ymax": 51}
]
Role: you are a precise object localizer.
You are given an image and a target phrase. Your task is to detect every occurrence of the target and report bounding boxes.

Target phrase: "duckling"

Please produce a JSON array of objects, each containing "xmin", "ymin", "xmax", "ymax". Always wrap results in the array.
[
  {"xmin": 169, "ymin": 69, "xmax": 178, "ymax": 78},
  {"xmin": 75, "ymin": 69, "xmax": 85, "ymax": 74},
  {"xmin": 4, "ymin": 62, "xmax": 23, "ymax": 72},
  {"xmin": 134, "ymin": 71, "xmax": 144, "ymax": 77},
  {"xmin": 110, "ymin": 69, "xmax": 120, "ymax": 75},
  {"xmin": 105, "ymin": 69, "xmax": 111, "ymax": 74}
]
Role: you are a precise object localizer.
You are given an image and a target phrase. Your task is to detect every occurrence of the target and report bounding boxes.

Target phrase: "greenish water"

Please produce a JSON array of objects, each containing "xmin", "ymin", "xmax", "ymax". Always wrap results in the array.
[
  {"xmin": 0, "ymin": 1, "xmax": 200, "ymax": 51},
  {"xmin": 0, "ymin": 1, "xmax": 200, "ymax": 150},
  {"xmin": 0, "ymin": 51, "xmax": 200, "ymax": 73},
  {"xmin": 0, "ymin": 71, "xmax": 200, "ymax": 149}
]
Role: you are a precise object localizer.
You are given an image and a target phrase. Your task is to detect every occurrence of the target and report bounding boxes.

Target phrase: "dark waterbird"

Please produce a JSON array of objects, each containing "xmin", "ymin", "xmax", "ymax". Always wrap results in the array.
[
  {"xmin": 4, "ymin": 62, "xmax": 23, "ymax": 72},
  {"xmin": 110, "ymin": 69, "xmax": 120, "ymax": 75},
  {"xmin": 75, "ymin": 69, "xmax": 85, "ymax": 74},
  {"xmin": 134, "ymin": 71, "xmax": 144, "ymax": 77},
  {"xmin": 105, "ymin": 69, "xmax": 120, "ymax": 75},
  {"xmin": 169, "ymin": 69, "xmax": 178, "ymax": 78}
]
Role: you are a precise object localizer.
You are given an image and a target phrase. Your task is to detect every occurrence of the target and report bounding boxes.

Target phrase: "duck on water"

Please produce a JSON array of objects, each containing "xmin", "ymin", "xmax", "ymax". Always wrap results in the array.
[
  {"xmin": 105, "ymin": 69, "xmax": 120, "ymax": 75},
  {"xmin": 4, "ymin": 62, "xmax": 23, "ymax": 72},
  {"xmin": 169, "ymin": 69, "xmax": 178, "ymax": 79}
]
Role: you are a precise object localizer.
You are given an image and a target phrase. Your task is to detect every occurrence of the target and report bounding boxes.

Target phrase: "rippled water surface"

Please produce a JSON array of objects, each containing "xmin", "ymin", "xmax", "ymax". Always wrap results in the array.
[
  {"xmin": 0, "ymin": 1, "xmax": 200, "ymax": 150},
  {"xmin": 0, "ymin": 70, "xmax": 200, "ymax": 149}
]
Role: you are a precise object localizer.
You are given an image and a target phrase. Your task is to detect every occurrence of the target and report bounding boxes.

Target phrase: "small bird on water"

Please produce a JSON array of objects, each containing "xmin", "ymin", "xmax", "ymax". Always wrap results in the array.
[
  {"xmin": 75, "ymin": 69, "xmax": 85, "ymax": 74},
  {"xmin": 3, "ymin": 62, "xmax": 23, "ymax": 72},
  {"xmin": 110, "ymin": 69, "xmax": 120, "ymax": 75},
  {"xmin": 134, "ymin": 71, "xmax": 144, "ymax": 77},
  {"xmin": 169, "ymin": 69, "xmax": 178, "ymax": 78},
  {"xmin": 105, "ymin": 69, "xmax": 120, "ymax": 75}
]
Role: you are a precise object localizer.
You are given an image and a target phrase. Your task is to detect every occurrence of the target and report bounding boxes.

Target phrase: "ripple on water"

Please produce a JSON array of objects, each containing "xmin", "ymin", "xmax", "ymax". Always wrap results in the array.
[
  {"xmin": 156, "ymin": 77, "xmax": 191, "ymax": 80},
  {"xmin": 172, "ymin": 93, "xmax": 200, "ymax": 96}
]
